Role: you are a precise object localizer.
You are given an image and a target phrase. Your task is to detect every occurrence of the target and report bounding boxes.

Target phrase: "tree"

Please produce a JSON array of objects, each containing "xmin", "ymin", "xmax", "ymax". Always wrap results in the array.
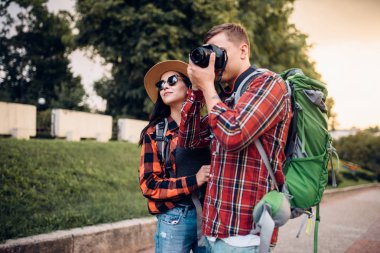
[
  {"xmin": 326, "ymin": 97, "xmax": 338, "ymax": 130},
  {"xmin": 0, "ymin": 0, "xmax": 88, "ymax": 111},
  {"xmin": 237, "ymin": 0, "xmax": 320, "ymax": 79},
  {"xmin": 335, "ymin": 127, "xmax": 380, "ymax": 180},
  {"xmin": 76, "ymin": 0, "xmax": 320, "ymax": 119}
]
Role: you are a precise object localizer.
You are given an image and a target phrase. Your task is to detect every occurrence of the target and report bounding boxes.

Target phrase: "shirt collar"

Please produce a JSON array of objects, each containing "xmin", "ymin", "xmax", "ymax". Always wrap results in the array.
[
  {"xmin": 232, "ymin": 65, "xmax": 257, "ymax": 93},
  {"xmin": 167, "ymin": 116, "xmax": 178, "ymax": 131}
]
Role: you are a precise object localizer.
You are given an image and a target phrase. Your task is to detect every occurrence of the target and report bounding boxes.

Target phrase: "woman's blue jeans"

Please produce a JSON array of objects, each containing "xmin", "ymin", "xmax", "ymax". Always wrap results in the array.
[{"xmin": 154, "ymin": 206, "xmax": 206, "ymax": 253}]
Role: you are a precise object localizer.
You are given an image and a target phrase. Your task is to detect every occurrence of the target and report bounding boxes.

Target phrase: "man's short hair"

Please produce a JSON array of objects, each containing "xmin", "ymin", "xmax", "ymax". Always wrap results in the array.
[{"xmin": 203, "ymin": 23, "xmax": 250, "ymax": 51}]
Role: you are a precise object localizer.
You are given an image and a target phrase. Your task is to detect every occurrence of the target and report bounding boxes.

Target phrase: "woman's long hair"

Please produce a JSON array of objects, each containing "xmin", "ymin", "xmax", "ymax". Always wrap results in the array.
[
  {"xmin": 138, "ymin": 72, "xmax": 191, "ymax": 146},
  {"xmin": 138, "ymin": 93, "xmax": 170, "ymax": 145}
]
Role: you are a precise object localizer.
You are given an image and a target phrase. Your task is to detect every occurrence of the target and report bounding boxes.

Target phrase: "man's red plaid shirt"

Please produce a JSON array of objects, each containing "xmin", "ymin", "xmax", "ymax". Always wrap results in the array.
[{"xmin": 178, "ymin": 67, "xmax": 292, "ymax": 244}]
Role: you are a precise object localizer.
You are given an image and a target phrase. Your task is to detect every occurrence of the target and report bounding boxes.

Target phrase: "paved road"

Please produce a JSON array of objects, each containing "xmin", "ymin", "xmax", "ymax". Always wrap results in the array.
[
  {"xmin": 139, "ymin": 186, "xmax": 380, "ymax": 253},
  {"xmin": 276, "ymin": 186, "xmax": 380, "ymax": 253}
]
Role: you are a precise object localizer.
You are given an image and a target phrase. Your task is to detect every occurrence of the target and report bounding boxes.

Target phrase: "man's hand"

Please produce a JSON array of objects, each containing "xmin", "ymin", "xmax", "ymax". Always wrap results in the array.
[
  {"xmin": 196, "ymin": 165, "xmax": 210, "ymax": 186},
  {"xmin": 188, "ymin": 53, "xmax": 222, "ymax": 114},
  {"xmin": 188, "ymin": 53, "xmax": 216, "ymax": 92}
]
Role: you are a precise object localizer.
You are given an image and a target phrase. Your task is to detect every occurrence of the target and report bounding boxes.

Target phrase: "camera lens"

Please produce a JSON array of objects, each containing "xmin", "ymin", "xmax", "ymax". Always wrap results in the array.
[
  {"xmin": 191, "ymin": 49, "xmax": 204, "ymax": 63},
  {"xmin": 190, "ymin": 44, "xmax": 227, "ymax": 69},
  {"xmin": 190, "ymin": 47, "xmax": 210, "ymax": 68}
]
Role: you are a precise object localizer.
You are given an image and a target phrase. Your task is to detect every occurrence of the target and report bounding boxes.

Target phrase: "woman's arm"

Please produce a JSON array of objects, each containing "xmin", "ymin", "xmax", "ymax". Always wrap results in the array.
[{"xmin": 139, "ymin": 132, "xmax": 200, "ymax": 201}]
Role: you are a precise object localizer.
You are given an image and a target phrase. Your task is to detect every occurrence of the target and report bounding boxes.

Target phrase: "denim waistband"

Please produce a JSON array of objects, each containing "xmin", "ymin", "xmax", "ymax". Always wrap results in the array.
[{"xmin": 176, "ymin": 203, "xmax": 195, "ymax": 210}]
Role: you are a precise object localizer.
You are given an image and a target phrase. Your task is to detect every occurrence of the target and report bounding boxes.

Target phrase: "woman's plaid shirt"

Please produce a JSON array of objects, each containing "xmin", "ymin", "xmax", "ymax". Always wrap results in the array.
[
  {"xmin": 139, "ymin": 117, "xmax": 199, "ymax": 214},
  {"xmin": 178, "ymin": 68, "xmax": 292, "ymax": 243}
]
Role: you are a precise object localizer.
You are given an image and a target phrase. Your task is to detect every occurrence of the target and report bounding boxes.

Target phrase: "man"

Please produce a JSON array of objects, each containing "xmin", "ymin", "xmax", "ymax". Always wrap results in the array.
[{"xmin": 179, "ymin": 23, "xmax": 292, "ymax": 252}]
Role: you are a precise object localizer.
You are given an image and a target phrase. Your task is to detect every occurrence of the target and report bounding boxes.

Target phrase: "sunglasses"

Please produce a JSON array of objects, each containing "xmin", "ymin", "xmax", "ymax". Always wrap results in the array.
[{"xmin": 155, "ymin": 75, "xmax": 181, "ymax": 90}]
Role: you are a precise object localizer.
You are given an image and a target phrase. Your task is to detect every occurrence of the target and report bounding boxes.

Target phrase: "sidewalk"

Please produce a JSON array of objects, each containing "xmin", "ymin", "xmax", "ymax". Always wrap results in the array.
[
  {"xmin": 345, "ymin": 218, "xmax": 380, "ymax": 253},
  {"xmin": 140, "ymin": 184, "xmax": 380, "ymax": 253},
  {"xmin": 137, "ymin": 221, "xmax": 380, "ymax": 253}
]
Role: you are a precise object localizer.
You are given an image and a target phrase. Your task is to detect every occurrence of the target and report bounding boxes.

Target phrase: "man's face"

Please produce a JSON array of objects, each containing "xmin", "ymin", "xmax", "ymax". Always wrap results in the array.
[{"xmin": 206, "ymin": 32, "xmax": 247, "ymax": 85}]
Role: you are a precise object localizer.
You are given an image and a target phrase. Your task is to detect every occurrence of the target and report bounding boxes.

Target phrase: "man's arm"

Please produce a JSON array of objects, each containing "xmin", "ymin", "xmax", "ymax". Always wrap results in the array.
[
  {"xmin": 187, "ymin": 53, "xmax": 289, "ymax": 152},
  {"xmin": 209, "ymin": 73, "xmax": 289, "ymax": 152},
  {"xmin": 178, "ymin": 89, "xmax": 211, "ymax": 148}
]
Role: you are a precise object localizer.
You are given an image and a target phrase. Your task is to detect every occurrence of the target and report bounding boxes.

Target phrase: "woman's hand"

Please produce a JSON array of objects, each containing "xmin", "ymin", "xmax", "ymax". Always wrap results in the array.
[{"xmin": 196, "ymin": 165, "xmax": 210, "ymax": 186}]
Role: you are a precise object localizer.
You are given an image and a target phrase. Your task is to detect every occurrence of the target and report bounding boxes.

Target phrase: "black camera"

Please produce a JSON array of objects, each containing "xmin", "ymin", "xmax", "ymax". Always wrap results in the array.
[{"xmin": 190, "ymin": 44, "xmax": 228, "ymax": 70}]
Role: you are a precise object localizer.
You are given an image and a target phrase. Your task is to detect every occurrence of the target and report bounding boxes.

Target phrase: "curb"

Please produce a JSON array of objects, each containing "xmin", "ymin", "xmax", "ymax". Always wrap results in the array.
[
  {"xmin": 324, "ymin": 182, "xmax": 379, "ymax": 196},
  {"xmin": 0, "ymin": 217, "xmax": 156, "ymax": 253}
]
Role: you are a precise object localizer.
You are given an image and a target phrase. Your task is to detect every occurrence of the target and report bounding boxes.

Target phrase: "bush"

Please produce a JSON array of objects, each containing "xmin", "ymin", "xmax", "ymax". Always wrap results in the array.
[
  {"xmin": 355, "ymin": 170, "xmax": 376, "ymax": 181},
  {"xmin": 335, "ymin": 127, "xmax": 380, "ymax": 176},
  {"xmin": 341, "ymin": 170, "xmax": 358, "ymax": 181}
]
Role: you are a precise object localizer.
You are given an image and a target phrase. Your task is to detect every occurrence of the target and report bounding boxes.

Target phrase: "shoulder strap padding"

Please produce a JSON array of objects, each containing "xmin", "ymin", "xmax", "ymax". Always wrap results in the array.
[
  {"xmin": 155, "ymin": 118, "xmax": 168, "ymax": 163},
  {"xmin": 234, "ymin": 68, "xmax": 267, "ymax": 106},
  {"xmin": 155, "ymin": 118, "xmax": 174, "ymax": 178}
]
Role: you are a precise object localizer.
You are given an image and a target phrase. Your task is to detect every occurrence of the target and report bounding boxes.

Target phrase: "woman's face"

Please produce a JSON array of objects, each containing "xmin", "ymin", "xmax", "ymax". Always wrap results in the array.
[{"xmin": 158, "ymin": 71, "xmax": 188, "ymax": 106}]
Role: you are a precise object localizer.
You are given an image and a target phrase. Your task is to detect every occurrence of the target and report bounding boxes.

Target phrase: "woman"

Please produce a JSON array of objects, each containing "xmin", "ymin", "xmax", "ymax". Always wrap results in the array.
[{"xmin": 139, "ymin": 60, "xmax": 210, "ymax": 253}]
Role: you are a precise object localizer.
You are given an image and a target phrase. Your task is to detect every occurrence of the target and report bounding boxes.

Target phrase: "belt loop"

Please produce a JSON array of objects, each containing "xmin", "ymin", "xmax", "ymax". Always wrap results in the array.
[{"xmin": 182, "ymin": 205, "xmax": 189, "ymax": 217}]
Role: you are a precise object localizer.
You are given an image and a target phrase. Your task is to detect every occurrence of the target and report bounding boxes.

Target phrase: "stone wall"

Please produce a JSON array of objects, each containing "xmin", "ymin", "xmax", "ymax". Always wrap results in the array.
[
  {"xmin": 51, "ymin": 109, "xmax": 112, "ymax": 142},
  {"xmin": 0, "ymin": 102, "xmax": 36, "ymax": 140},
  {"xmin": 0, "ymin": 217, "xmax": 156, "ymax": 253},
  {"xmin": 117, "ymin": 119, "xmax": 148, "ymax": 143}
]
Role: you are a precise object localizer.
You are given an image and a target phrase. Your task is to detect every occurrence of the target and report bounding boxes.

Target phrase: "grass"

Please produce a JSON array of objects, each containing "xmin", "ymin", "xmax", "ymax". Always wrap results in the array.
[
  {"xmin": 335, "ymin": 178, "xmax": 375, "ymax": 188},
  {"xmin": 0, "ymin": 139, "xmax": 377, "ymax": 242},
  {"xmin": 0, "ymin": 138, "xmax": 148, "ymax": 242}
]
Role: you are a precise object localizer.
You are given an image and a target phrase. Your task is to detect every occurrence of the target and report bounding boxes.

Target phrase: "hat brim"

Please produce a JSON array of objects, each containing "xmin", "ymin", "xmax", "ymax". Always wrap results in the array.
[{"xmin": 144, "ymin": 60, "xmax": 188, "ymax": 103}]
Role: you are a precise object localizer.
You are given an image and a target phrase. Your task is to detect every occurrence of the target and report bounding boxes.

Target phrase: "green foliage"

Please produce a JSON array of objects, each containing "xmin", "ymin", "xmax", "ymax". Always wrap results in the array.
[
  {"xmin": 335, "ymin": 127, "xmax": 380, "ymax": 177},
  {"xmin": 75, "ymin": 0, "xmax": 319, "ymax": 119},
  {"xmin": 325, "ymin": 158, "xmax": 376, "ymax": 188},
  {"xmin": 0, "ymin": 138, "xmax": 147, "ymax": 241},
  {"xmin": 326, "ymin": 97, "xmax": 338, "ymax": 130},
  {"xmin": 355, "ymin": 170, "xmax": 376, "ymax": 181},
  {"xmin": 36, "ymin": 109, "xmax": 52, "ymax": 138},
  {"xmin": 0, "ymin": 0, "xmax": 88, "ymax": 111},
  {"xmin": 237, "ymin": 0, "xmax": 319, "ymax": 79},
  {"xmin": 340, "ymin": 170, "xmax": 358, "ymax": 181}
]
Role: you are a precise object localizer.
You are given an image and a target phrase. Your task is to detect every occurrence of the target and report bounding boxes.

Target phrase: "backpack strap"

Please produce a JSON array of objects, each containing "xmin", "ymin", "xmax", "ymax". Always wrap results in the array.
[
  {"xmin": 328, "ymin": 145, "xmax": 340, "ymax": 187},
  {"xmin": 155, "ymin": 118, "xmax": 175, "ymax": 178},
  {"xmin": 155, "ymin": 118, "xmax": 168, "ymax": 160},
  {"xmin": 314, "ymin": 204, "xmax": 321, "ymax": 253},
  {"xmin": 254, "ymin": 139, "xmax": 279, "ymax": 191},
  {"xmin": 233, "ymin": 67, "xmax": 281, "ymax": 190},
  {"xmin": 233, "ymin": 68, "xmax": 266, "ymax": 105}
]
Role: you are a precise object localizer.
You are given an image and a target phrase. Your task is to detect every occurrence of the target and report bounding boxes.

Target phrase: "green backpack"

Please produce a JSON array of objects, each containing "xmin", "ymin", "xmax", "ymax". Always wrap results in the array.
[
  {"xmin": 281, "ymin": 69, "xmax": 339, "ymax": 253},
  {"xmin": 234, "ymin": 67, "xmax": 339, "ymax": 253}
]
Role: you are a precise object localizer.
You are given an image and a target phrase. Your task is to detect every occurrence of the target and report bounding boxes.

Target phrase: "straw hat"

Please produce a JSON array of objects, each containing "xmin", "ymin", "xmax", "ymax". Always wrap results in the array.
[{"xmin": 144, "ymin": 60, "xmax": 188, "ymax": 103}]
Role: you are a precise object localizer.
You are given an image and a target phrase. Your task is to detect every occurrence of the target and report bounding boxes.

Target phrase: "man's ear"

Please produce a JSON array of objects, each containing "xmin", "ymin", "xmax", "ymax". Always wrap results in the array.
[{"xmin": 240, "ymin": 43, "xmax": 249, "ymax": 60}]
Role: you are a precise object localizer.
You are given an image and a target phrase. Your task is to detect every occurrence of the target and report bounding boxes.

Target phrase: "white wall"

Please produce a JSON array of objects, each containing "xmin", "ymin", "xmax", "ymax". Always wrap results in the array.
[
  {"xmin": 118, "ymin": 118, "xmax": 148, "ymax": 143},
  {"xmin": 51, "ymin": 109, "xmax": 112, "ymax": 142},
  {"xmin": 0, "ymin": 102, "xmax": 36, "ymax": 139}
]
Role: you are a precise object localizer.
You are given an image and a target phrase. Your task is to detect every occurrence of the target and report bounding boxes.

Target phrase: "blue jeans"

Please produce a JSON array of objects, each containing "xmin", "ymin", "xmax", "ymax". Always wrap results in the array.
[{"xmin": 155, "ymin": 206, "xmax": 206, "ymax": 253}]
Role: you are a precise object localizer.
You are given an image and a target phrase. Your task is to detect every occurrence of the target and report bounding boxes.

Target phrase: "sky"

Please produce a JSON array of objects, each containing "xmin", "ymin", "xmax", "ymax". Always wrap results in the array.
[
  {"xmin": 30, "ymin": 0, "xmax": 380, "ymax": 129},
  {"xmin": 290, "ymin": 0, "xmax": 380, "ymax": 129}
]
